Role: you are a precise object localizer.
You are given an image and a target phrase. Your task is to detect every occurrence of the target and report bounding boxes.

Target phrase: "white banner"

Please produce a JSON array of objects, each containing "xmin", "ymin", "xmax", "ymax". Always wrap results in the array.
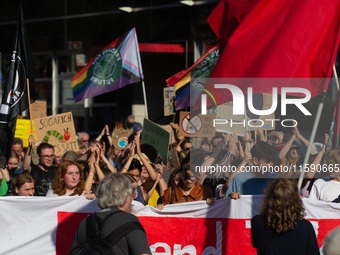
[{"xmin": 1, "ymin": 196, "xmax": 340, "ymax": 254}]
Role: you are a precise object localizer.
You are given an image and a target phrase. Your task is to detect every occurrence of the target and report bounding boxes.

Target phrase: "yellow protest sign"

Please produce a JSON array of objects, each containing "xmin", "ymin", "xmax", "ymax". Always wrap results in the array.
[{"xmin": 14, "ymin": 119, "xmax": 37, "ymax": 147}]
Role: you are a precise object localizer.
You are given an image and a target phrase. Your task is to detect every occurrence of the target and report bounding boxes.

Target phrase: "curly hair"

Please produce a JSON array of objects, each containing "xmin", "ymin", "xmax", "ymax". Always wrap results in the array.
[
  {"xmin": 52, "ymin": 160, "xmax": 85, "ymax": 196},
  {"xmin": 260, "ymin": 178, "xmax": 306, "ymax": 233}
]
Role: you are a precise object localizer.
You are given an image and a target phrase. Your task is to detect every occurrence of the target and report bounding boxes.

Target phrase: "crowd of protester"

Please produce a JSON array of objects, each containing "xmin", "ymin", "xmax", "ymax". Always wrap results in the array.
[{"xmin": 1, "ymin": 116, "xmax": 340, "ymax": 254}]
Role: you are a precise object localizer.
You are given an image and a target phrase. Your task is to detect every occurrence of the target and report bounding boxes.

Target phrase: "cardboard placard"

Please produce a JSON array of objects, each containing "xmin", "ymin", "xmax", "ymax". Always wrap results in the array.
[
  {"xmin": 34, "ymin": 112, "xmax": 79, "ymax": 156},
  {"xmin": 164, "ymin": 87, "xmax": 176, "ymax": 116},
  {"xmin": 31, "ymin": 100, "xmax": 47, "ymax": 120},
  {"xmin": 178, "ymin": 112, "xmax": 216, "ymax": 138},
  {"xmin": 141, "ymin": 119, "xmax": 170, "ymax": 160},
  {"xmin": 112, "ymin": 127, "xmax": 133, "ymax": 150},
  {"xmin": 14, "ymin": 119, "xmax": 37, "ymax": 147},
  {"xmin": 168, "ymin": 147, "xmax": 180, "ymax": 174},
  {"xmin": 158, "ymin": 124, "xmax": 176, "ymax": 145}
]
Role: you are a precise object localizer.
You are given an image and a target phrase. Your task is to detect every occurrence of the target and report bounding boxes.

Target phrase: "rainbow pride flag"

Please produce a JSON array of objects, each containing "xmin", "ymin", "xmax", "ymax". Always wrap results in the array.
[
  {"xmin": 72, "ymin": 28, "xmax": 143, "ymax": 102},
  {"xmin": 166, "ymin": 46, "xmax": 220, "ymax": 110}
]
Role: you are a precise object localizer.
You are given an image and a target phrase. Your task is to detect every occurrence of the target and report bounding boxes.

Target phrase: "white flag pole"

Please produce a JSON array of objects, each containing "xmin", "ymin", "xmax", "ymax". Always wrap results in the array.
[{"xmin": 142, "ymin": 80, "xmax": 149, "ymax": 119}]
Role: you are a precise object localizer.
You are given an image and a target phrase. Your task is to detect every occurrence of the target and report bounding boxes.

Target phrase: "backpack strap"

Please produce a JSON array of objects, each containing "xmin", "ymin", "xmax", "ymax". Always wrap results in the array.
[
  {"xmin": 104, "ymin": 221, "xmax": 145, "ymax": 246},
  {"xmin": 86, "ymin": 210, "xmax": 124, "ymax": 240}
]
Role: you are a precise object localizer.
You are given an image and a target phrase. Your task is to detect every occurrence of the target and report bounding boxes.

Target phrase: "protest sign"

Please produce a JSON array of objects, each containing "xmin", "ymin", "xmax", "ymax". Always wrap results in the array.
[
  {"xmin": 0, "ymin": 196, "xmax": 337, "ymax": 254},
  {"xmin": 141, "ymin": 118, "xmax": 169, "ymax": 160},
  {"xmin": 168, "ymin": 147, "xmax": 180, "ymax": 173},
  {"xmin": 14, "ymin": 119, "xmax": 37, "ymax": 147},
  {"xmin": 164, "ymin": 87, "xmax": 176, "ymax": 116},
  {"xmin": 30, "ymin": 100, "xmax": 47, "ymax": 119},
  {"xmin": 112, "ymin": 127, "xmax": 133, "ymax": 150},
  {"xmin": 34, "ymin": 112, "xmax": 79, "ymax": 156},
  {"xmin": 179, "ymin": 111, "xmax": 216, "ymax": 138},
  {"xmin": 158, "ymin": 124, "xmax": 176, "ymax": 144}
]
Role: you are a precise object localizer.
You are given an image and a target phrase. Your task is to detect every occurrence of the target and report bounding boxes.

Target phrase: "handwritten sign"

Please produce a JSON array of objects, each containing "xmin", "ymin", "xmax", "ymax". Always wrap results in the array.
[
  {"xmin": 112, "ymin": 127, "xmax": 133, "ymax": 150},
  {"xmin": 31, "ymin": 100, "xmax": 47, "ymax": 120},
  {"xmin": 141, "ymin": 119, "xmax": 169, "ymax": 160},
  {"xmin": 164, "ymin": 87, "xmax": 176, "ymax": 116},
  {"xmin": 14, "ymin": 119, "xmax": 37, "ymax": 147},
  {"xmin": 179, "ymin": 112, "xmax": 216, "ymax": 138},
  {"xmin": 34, "ymin": 112, "xmax": 79, "ymax": 156}
]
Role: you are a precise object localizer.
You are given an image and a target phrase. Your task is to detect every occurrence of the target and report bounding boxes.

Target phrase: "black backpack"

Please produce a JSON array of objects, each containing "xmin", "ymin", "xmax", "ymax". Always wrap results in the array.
[{"xmin": 69, "ymin": 210, "xmax": 145, "ymax": 255}]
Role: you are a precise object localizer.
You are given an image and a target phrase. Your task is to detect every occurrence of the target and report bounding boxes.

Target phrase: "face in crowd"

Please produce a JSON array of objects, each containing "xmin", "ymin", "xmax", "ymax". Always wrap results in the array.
[
  {"xmin": 12, "ymin": 144, "xmax": 23, "ymax": 159},
  {"xmin": 16, "ymin": 182, "xmax": 35, "ymax": 196},
  {"xmin": 288, "ymin": 147, "xmax": 300, "ymax": 159},
  {"xmin": 38, "ymin": 148, "xmax": 55, "ymax": 168},
  {"xmin": 80, "ymin": 133, "xmax": 89, "ymax": 146},
  {"xmin": 63, "ymin": 164, "xmax": 81, "ymax": 191},
  {"xmin": 8, "ymin": 157, "xmax": 19, "ymax": 172},
  {"xmin": 181, "ymin": 169, "xmax": 196, "ymax": 191}
]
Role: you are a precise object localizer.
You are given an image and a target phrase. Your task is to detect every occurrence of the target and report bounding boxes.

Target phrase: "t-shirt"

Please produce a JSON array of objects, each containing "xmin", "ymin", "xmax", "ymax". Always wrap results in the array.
[
  {"xmin": 45, "ymin": 189, "xmax": 79, "ymax": 197},
  {"xmin": 309, "ymin": 177, "xmax": 340, "ymax": 202},
  {"xmin": 69, "ymin": 207, "xmax": 151, "ymax": 255},
  {"xmin": 226, "ymin": 172, "xmax": 277, "ymax": 197},
  {"xmin": 30, "ymin": 164, "xmax": 58, "ymax": 196},
  {"xmin": 251, "ymin": 215, "xmax": 320, "ymax": 255}
]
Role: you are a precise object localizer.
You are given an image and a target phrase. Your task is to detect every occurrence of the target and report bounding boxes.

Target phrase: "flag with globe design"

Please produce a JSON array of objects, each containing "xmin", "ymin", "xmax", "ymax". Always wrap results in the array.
[{"xmin": 71, "ymin": 28, "xmax": 143, "ymax": 102}]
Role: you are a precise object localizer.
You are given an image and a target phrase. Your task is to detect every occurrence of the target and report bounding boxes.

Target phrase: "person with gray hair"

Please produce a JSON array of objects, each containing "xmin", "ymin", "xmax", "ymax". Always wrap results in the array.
[
  {"xmin": 77, "ymin": 132, "xmax": 90, "ymax": 147},
  {"xmin": 69, "ymin": 173, "xmax": 151, "ymax": 255},
  {"xmin": 323, "ymin": 227, "xmax": 340, "ymax": 255},
  {"xmin": 61, "ymin": 151, "xmax": 79, "ymax": 162}
]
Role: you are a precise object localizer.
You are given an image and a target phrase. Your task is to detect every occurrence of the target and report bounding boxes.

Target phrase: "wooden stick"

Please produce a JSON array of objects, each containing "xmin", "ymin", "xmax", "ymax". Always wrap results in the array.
[{"xmin": 26, "ymin": 78, "xmax": 33, "ymax": 133}]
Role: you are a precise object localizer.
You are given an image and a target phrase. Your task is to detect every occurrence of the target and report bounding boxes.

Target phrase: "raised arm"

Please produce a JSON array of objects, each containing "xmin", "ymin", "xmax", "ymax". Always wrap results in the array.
[
  {"xmin": 295, "ymin": 125, "xmax": 309, "ymax": 147},
  {"xmin": 121, "ymin": 143, "xmax": 136, "ymax": 174},
  {"xmin": 278, "ymin": 128, "xmax": 297, "ymax": 160},
  {"xmin": 23, "ymin": 134, "xmax": 35, "ymax": 173},
  {"xmin": 97, "ymin": 141, "xmax": 117, "ymax": 173},
  {"xmin": 135, "ymin": 136, "xmax": 157, "ymax": 181},
  {"xmin": 304, "ymin": 133, "xmax": 328, "ymax": 179},
  {"xmin": 84, "ymin": 151, "xmax": 96, "ymax": 192}
]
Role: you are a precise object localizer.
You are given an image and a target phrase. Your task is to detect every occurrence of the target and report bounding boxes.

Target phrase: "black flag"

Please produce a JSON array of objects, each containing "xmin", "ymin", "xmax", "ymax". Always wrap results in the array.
[{"xmin": 0, "ymin": 4, "xmax": 36, "ymax": 166}]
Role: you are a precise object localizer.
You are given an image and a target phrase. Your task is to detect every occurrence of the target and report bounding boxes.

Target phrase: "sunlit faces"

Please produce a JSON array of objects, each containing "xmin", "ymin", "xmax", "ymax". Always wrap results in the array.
[
  {"xmin": 128, "ymin": 169, "xmax": 141, "ymax": 182},
  {"xmin": 62, "ymin": 164, "xmax": 80, "ymax": 190},
  {"xmin": 7, "ymin": 157, "xmax": 19, "ymax": 171},
  {"xmin": 182, "ymin": 169, "xmax": 196, "ymax": 190},
  {"xmin": 174, "ymin": 173, "xmax": 181, "ymax": 186},
  {"xmin": 38, "ymin": 148, "xmax": 54, "ymax": 168},
  {"xmin": 183, "ymin": 143, "xmax": 191, "ymax": 156},
  {"xmin": 53, "ymin": 155, "xmax": 62, "ymax": 166},
  {"xmin": 141, "ymin": 166, "xmax": 149, "ymax": 179},
  {"xmin": 12, "ymin": 144, "xmax": 23, "ymax": 158},
  {"xmin": 80, "ymin": 133, "xmax": 89, "ymax": 146},
  {"xmin": 132, "ymin": 182, "xmax": 138, "ymax": 199},
  {"xmin": 15, "ymin": 182, "xmax": 35, "ymax": 196},
  {"xmin": 288, "ymin": 148, "xmax": 300, "ymax": 159}
]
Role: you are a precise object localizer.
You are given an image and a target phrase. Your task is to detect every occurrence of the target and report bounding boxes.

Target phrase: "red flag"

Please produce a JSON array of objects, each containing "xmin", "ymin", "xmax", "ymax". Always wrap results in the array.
[{"xmin": 204, "ymin": 0, "xmax": 340, "ymax": 107}]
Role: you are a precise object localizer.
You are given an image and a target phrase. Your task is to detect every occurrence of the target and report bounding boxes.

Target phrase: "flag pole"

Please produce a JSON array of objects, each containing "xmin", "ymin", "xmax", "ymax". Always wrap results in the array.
[
  {"xmin": 333, "ymin": 64, "xmax": 339, "ymax": 91},
  {"xmin": 26, "ymin": 78, "xmax": 33, "ymax": 133},
  {"xmin": 297, "ymin": 90, "xmax": 327, "ymax": 191},
  {"xmin": 298, "ymin": 67, "xmax": 339, "ymax": 190},
  {"xmin": 142, "ymin": 80, "xmax": 149, "ymax": 119}
]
